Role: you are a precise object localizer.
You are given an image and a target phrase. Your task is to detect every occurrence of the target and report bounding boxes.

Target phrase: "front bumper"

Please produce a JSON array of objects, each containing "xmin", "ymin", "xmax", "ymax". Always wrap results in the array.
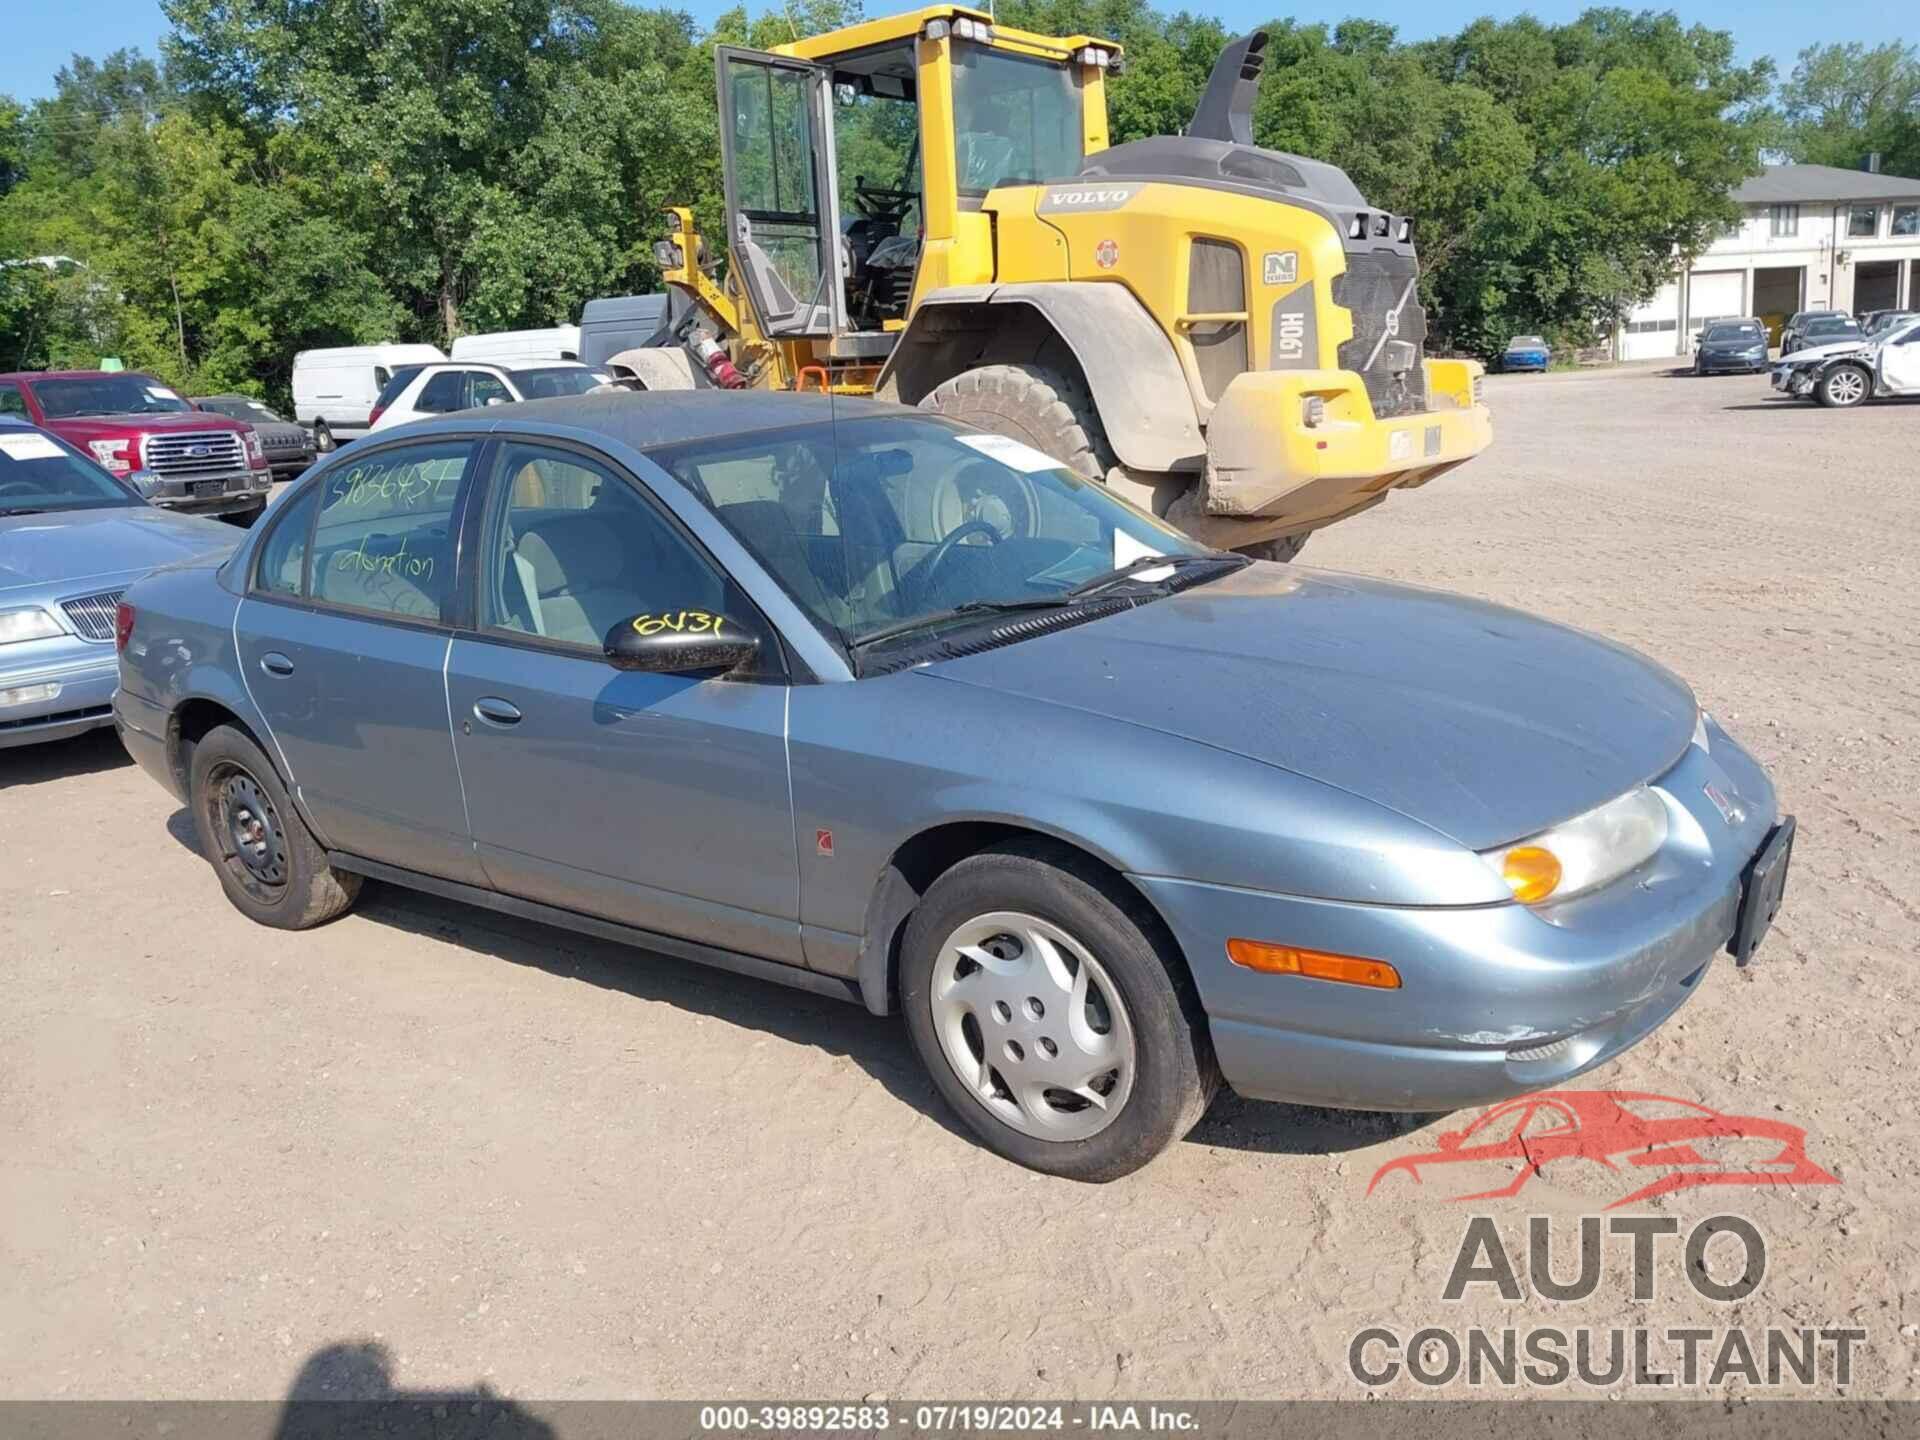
[
  {"xmin": 0, "ymin": 648, "xmax": 119, "ymax": 748},
  {"xmin": 1697, "ymin": 353, "xmax": 1767, "ymax": 373},
  {"xmin": 143, "ymin": 467, "xmax": 272, "ymax": 516},
  {"xmin": 1189, "ymin": 361, "xmax": 1492, "ymax": 541},
  {"xmin": 1135, "ymin": 719, "xmax": 1780, "ymax": 1112},
  {"xmin": 1772, "ymin": 365, "xmax": 1815, "ymax": 395}
]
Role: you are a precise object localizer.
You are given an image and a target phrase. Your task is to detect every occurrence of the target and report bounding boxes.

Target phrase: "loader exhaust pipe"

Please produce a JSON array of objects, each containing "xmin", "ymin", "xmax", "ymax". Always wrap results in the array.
[{"xmin": 1189, "ymin": 30, "xmax": 1268, "ymax": 147}]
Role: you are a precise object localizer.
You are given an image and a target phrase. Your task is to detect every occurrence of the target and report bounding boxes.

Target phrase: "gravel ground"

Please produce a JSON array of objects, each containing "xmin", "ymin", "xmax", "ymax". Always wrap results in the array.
[{"xmin": 3, "ymin": 365, "xmax": 1916, "ymax": 1405}]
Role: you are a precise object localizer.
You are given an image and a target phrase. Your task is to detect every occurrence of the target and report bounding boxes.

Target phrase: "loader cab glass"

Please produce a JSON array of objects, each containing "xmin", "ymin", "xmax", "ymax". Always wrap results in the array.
[
  {"xmin": 951, "ymin": 46, "xmax": 1084, "ymax": 196},
  {"xmin": 831, "ymin": 47, "xmax": 925, "ymax": 330}
]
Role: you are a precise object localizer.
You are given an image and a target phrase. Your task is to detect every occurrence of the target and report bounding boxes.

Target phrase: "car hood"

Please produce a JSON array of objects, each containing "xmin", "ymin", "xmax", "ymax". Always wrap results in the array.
[
  {"xmin": 1782, "ymin": 339, "xmax": 1868, "ymax": 362},
  {"xmin": 0, "ymin": 506, "xmax": 237, "ymax": 594},
  {"xmin": 918, "ymin": 565, "xmax": 1697, "ymax": 851},
  {"xmin": 42, "ymin": 411, "xmax": 246, "ymax": 439}
]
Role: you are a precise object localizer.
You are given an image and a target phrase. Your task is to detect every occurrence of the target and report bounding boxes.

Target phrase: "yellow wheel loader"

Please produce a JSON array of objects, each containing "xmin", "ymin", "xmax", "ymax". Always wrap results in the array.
[{"xmin": 629, "ymin": 5, "xmax": 1491, "ymax": 559}]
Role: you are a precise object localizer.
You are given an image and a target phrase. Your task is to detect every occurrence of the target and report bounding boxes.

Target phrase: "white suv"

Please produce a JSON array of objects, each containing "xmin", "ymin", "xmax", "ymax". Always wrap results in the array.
[{"xmin": 368, "ymin": 362, "xmax": 613, "ymax": 433}]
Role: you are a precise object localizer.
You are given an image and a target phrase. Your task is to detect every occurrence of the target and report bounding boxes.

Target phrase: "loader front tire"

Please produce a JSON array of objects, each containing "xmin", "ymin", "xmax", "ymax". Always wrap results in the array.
[{"xmin": 920, "ymin": 365, "xmax": 1112, "ymax": 483}]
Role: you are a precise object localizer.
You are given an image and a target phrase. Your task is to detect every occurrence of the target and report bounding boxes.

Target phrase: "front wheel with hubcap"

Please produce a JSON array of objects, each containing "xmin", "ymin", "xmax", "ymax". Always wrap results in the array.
[
  {"xmin": 313, "ymin": 421, "xmax": 336, "ymax": 453},
  {"xmin": 900, "ymin": 842, "xmax": 1216, "ymax": 1181},
  {"xmin": 1816, "ymin": 364, "xmax": 1871, "ymax": 408}
]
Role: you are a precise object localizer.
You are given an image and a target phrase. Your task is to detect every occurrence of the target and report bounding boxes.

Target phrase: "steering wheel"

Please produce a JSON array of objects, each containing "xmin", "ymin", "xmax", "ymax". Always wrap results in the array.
[{"xmin": 916, "ymin": 518, "xmax": 1004, "ymax": 598}]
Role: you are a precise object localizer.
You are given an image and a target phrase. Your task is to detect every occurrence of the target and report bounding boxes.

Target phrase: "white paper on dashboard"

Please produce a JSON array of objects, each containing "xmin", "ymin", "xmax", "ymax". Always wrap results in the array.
[
  {"xmin": 145, "ymin": 387, "xmax": 179, "ymax": 403},
  {"xmin": 955, "ymin": 432, "xmax": 1061, "ymax": 474},
  {"xmin": 0, "ymin": 433, "xmax": 65, "ymax": 461},
  {"xmin": 1111, "ymin": 527, "xmax": 1174, "ymax": 579}
]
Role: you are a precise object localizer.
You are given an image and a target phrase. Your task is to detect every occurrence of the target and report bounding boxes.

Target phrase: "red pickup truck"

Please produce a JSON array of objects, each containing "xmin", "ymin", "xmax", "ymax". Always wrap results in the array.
[{"xmin": 0, "ymin": 370, "xmax": 272, "ymax": 520}]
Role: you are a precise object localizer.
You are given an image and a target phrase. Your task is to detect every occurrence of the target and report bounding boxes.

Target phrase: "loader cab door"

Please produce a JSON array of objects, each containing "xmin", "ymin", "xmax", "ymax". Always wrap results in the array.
[{"xmin": 717, "ymin": 47, "xmax": 846, "ymax": 339}]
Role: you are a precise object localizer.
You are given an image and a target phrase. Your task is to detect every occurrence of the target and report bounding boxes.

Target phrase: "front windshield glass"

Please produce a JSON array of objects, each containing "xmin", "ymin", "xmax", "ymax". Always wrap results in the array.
[
  {"xmin": 0, "ymin": 431, "xmax": 140, "ymax": 513},
  {"xmin": 951, "ymin": 48, "xmax": 1084, "ymax": 195},
  {"xmin": 1805, "ymin": 319, "xmax": 1860, "ymax": 339},
  {"xmin": 511, "ymin": 367, "xmax": 610, "ymax": 399},
  {"xmin": 649, "ymin": 415, "xmax": 1209, "ymax": 648},
  {"xmin": 1706, "ymin": 323, "xmax": 1762, "ymax": 342},
  {"xmin": 35, "ymin": 375, "xmax": 192, "ymax": 419},
  {"xmin": 1508, "ymin": 336, "xmax": 1546, "ymax": 348}
]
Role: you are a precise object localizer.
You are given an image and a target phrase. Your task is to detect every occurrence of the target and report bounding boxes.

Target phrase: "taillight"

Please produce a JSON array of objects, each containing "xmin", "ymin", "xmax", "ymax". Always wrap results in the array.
[
  {"xmin": 113, "ymin": 601, "xmax": 135, "ymax": 653},
  {"xmin": 367, "ymin": 404, "xmax": 387, "ymax": 427}
]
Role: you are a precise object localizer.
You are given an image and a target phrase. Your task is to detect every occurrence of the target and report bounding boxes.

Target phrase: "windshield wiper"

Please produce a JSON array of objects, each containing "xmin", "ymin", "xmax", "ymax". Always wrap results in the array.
[
  {"xmin": 846, "ymin": 596, "xmax": 1083, "ymax": 653},
  {"xmin": 1065, "ymin": 551, "xmax": 1250, "ymax": 600},
  {"xmin": 0, "ymin": 506, "xmax": 52, "ymax": 516}
]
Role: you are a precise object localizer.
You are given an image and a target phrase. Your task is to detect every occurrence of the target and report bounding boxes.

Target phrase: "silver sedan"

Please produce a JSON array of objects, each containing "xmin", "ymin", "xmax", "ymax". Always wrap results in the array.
[{"xmin": 113, "ymin": 393, "xmax": 1793, "ymax": 1179}]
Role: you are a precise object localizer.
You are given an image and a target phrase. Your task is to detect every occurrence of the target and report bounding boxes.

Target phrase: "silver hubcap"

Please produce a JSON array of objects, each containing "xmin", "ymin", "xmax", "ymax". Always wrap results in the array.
[
  {"xmin": 1829, "ymin": 371, "xmax": 1865, "ymax": 403},
  {"xmin": 930, "ymin": 911, "xmax": 1136, "ymax": 1142}
]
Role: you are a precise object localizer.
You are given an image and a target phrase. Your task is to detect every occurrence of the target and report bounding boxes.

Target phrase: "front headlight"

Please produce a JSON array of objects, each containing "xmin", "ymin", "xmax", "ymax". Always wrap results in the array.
[
  {"xmin": 0, "ymin": 606, "xmax": 66, "ymax": 645},
  {"xmin": 1480, "ymin": 786, "xmax": 1669, "ymax": 904}
]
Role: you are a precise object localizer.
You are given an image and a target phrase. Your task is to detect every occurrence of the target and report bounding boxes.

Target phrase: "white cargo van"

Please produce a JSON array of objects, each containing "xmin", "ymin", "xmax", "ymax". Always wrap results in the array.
[
  {"xmin": 449, "ymin": 326, "xmax": 581, "ymax": 365},
  {"xmin": 292, "ymin": 343, "xmax": 446, "ymax": 450}
]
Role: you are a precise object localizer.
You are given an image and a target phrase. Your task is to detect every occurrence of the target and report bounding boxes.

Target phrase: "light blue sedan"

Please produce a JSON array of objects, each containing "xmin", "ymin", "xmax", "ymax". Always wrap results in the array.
[
  {"xmin": 0, "ymin": 419, "xmax": 233, "ymax": 748},
  {"xmin": 112, "ymin": 394, "xmax": 1793, "ymax": 1179}
]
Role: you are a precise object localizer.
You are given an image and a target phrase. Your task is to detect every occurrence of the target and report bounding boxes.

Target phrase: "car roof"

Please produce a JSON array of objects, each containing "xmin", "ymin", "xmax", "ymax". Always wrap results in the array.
[
  {"xmin": 420, "ymin": 389, "xmax": 914, "ymax": 449},
  {"xmin": 0, "ymin": 369, "xmax": 157, "ymax": 382}
]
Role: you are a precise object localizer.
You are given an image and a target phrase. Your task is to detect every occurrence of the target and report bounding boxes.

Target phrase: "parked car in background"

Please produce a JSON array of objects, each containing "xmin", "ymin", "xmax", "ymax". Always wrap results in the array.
[
  {"xmin": 1500, "ymin": 336, "xmax": 1550, "ymax": 372},
  {"xmin": 292, "ymin": 344, "xmax": 445, "ymax": 453},
  {"xmin": 192, "ymin": 395, "xmax": 316, "ymax": 481},
  {"xmin": 0, "ymin": 371, "xmax": 271, "ymax": 521},
  {"xmin": 577, "ymin": 294, "xmax": 679, "ymax": 367},
  {"xmin": 450, "ymin": 327, "xmax": 581, "ymax": 366},
  {"xmin": 1773, "ymin": 313, "xmax": 1920, "ymax": 408},
  {"xmin": 1692, "ymin": 319, "xmax": 1769, "ymax": 375},
  {"xmin": 0, "ymin": 419, "xmax": 233, "ymax": 748},
  {"xmin": 114, "ymin": 393, "xmax": 1792, "ymax": 1180},
  {"xmin": 1786, "ymin": 315, "xmax": 1864, "ymax": 355},
  {"xmin": 1863, "ymin": 310, "xmax": 1918, "ymax": 338},
  {"xmin": 367, "ymin": 361, "xmax": 613, "ymax": 433},
  {"xmin": 1779, "ymin": 309, "xmax": 1847, "ymax": 356}
]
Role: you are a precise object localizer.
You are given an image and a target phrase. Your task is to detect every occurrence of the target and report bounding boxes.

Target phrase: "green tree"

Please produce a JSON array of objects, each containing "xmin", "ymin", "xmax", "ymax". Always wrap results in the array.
[{"xmin": 1779, "ymin": 43, "xmax": 1920, "ymax": 179}]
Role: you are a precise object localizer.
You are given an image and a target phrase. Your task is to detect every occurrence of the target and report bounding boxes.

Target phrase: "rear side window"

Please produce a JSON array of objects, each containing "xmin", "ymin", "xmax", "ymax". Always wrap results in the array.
[
  {"xmin": 252, "ymin": 484, "xmax": 320, "ymax": 596},
  {"xmin": 373, "ymin": 367, "xmax": 424, "ymax": 411},
  {"xmin": 415, "ymin": 372, "xmax": 465, "ymax": 414},
  {"xmin": 308, "ymin": 442, "xmax": 477, "ymax": 621},
  {"xmin": 0, "ymin": 385, "xmax": 28, "ymax": 419}
]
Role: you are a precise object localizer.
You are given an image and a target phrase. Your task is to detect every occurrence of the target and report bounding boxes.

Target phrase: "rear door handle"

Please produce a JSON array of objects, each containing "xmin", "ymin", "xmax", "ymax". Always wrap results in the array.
[
  {"xmin": 260, "ymin": 652, "xmax": 295, "ymax": 677},
  {"xmin": 472, "ymin": 697, "xmax": 523, "ymax": 727}
]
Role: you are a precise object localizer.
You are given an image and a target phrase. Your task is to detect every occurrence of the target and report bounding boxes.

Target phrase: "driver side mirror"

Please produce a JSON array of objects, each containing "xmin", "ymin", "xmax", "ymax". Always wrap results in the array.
[{"xmin": 604, "ymin": 611, "xmax": 759, "ymax": 676}]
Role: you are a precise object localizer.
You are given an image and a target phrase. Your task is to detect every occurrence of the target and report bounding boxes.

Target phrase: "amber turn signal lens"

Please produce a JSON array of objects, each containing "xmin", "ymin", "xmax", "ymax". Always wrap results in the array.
[
  {"xmin": 1226, "ymin": 939, "xmax": 1402, "ymax": 990},
  {"xmin": 1502, "ymin": 845, "xmax": 1563, "ymax": 903}
]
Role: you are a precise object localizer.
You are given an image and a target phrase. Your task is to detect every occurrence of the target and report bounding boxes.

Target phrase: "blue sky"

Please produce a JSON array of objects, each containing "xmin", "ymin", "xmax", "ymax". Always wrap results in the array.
[{"xmin": 4, "ymin": 0, "xmax": 1909, "ymax": 102}]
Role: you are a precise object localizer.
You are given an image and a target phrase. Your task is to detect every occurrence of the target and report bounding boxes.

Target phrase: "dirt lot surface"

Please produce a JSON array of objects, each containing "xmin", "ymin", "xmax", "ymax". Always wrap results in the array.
[{"xmin": 4, "ymin": 367, "xmax": 1917, "ymax": 1406}]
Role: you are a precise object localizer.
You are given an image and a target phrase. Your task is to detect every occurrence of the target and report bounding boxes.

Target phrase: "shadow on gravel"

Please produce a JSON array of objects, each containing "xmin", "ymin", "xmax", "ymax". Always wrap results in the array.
[
  {"xmin": 0, "ymin": 726, "xmax": 129, "ymax": 788},
  {"xmin": 156, "ymin": 808, "xmax": 1420, "ymax": 1163},
  {"xmin": 273, "ymin": 1341, "xmax": 554, "ymax": 1439}
]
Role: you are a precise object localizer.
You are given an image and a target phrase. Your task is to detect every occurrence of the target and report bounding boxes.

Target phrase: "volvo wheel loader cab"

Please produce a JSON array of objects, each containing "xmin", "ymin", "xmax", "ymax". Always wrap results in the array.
[{"xmin": 654, "ymin": 6, "xmax": 1492, "ymax": 558}]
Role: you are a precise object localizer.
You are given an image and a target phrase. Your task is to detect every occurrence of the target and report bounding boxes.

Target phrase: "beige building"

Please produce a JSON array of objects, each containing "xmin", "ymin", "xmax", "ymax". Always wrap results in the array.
[{"xmin": 1617, "ymin": 164, "xmax": 1920, "ymax": 360}]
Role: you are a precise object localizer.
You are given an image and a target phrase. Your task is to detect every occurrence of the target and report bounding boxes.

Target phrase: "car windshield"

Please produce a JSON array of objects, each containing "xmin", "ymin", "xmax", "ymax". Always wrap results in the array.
[
  {"xmin": 648, "ymin": 414, "xmax": 1214, "ymax": 658},
  {"xmin": 0, "ymin": 430, "xmax": 140, "ymax": 513},
  {"xmin": 374, "ymin": 366, "xmax": 427, "ymax": 410},
  {"xmin": 1705, "ymin": 324, "xmax": 1762, "ymax": 342},
  {"xmin": 34, "ymin": 375, "xmax": 192, "ymax": 418},
  {"xmin": 510, "ymin": 367, "xmax": 611, "ymax": 399},
  {"xmin": 1507, "ymin": 336, "xmax": 1546, "ymax": 348},
  {"xmin": 950, "ymin": 47, "xmax": 1084, "ymax": 195},
  {"xmin": 1804, "ymin": 319, "xmax": 1860, "ymax": 339},
  {"xmin": 1868, "ymin": 312, "xmax": 1915, "ymax": 335}
]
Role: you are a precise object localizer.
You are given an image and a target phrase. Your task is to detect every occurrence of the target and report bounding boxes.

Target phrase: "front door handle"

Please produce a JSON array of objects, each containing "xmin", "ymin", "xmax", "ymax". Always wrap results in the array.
[
  {"xmin": 472, "ymin": 697, "xmax": 523, "ymax": 727},
  {"xmin": 260, "ymin": 652, "xmax": 295, "ymax": 677}
]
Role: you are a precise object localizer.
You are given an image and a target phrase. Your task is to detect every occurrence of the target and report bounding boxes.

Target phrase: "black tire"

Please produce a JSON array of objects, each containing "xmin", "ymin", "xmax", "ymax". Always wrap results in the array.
[
  {"xmin": 1815, "ymin": 364, "xmax": 1871, "ymax": 409},
  {"xmin": 313, "ymin": 421, "xmax": 336, "ymax": 453},
  {"xmin": 899, "ymin": 840, "xmax": 1218, "ymax": 1182},
  {"xmin": 189, "ymin": 724, "xmax": 360, "ymax": 929},
  {"xmin": 919, "ymin": 364, "xmax": 1112, "ymax": 482}
]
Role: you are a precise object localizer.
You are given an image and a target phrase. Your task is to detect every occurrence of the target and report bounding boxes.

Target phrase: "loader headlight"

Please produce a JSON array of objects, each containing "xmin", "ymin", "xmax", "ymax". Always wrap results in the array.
[
  {"xmin": 1479, "ymin": 786, "xmax": 1669, "ymax": 905},
  {"xmin": 1301, "ymin": 396, "xmax": 1326, "ymax": 427},
  {"xmin": 1076, "ymin": 45, "xmax": 1112, "ymax": 67}
]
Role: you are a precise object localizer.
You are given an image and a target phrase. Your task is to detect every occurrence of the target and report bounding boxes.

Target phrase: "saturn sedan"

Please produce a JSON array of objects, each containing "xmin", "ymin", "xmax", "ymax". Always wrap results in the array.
[{"xmin": 111, "ymin": 393, "xmax": 1793, "ymax": 1180}]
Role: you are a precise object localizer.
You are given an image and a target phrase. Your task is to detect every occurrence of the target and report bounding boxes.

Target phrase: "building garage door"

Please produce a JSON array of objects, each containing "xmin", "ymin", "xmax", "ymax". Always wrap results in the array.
[
  {"xmin": 1621, "ymin": 281, "xmax": 1681, "ymax": 360},
  {"xmin": 1753, "ymin": 266, "xmax": 1803, "ymax": 346},
  {"xmin": 1687, "ymin": 270, "xmax": 1746, "ymax": 339},
  {"xmin": 1856, "ymin": 260, "xmax": 1902, "ymax": 314}
]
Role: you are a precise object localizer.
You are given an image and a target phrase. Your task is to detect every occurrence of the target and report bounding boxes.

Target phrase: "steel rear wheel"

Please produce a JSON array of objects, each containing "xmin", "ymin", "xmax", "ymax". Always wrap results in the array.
[
  {"xmin": 930, "ymin": 911, "xmax": 1137, "ymax": 1142},
  {"xmin": 188, "ymin": 724, "xmax": 360, "ymax": 930},
  {"xmin": 900, "ymin": 841, "xmax": 1217, "ymax": 1181}
]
